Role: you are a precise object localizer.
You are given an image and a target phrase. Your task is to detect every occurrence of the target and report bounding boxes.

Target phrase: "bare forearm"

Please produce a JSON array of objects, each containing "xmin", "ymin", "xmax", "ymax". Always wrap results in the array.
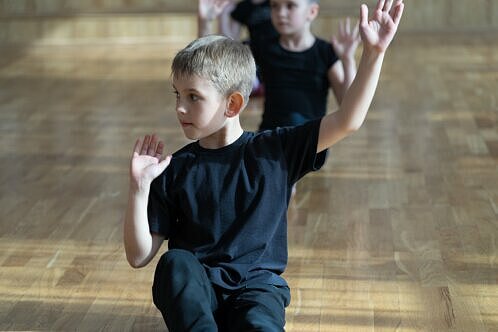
[
  {"xmin": 340, "ymin": 49, "xmax": 383, "ymax": 130},
  {"xmin": 198, "ymin": 15, "xmax": 214, "ymax": 37},
  {"xmin": 123, "ymin": 188, "xmax": 154, "ymax": 268},
  {"xmin": 341, "ymin": 56, "xmax": 357, "ymax": 99},
  {"xmin": 318, "ymin": 49, "xmax": 384, "ymax": 151},
  {"xmin": 219, "ymin": 10, "xmax": 240, "ymax": 39},
  {"xmin": 319, "ymin": 0, "xmax": 403, "ymax": 150}
]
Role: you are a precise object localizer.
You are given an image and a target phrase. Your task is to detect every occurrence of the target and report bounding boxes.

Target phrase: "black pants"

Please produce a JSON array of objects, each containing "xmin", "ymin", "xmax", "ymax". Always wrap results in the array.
[{"xmin": 152, "ymin": 249, "xmax": 291, "ymax": 332}]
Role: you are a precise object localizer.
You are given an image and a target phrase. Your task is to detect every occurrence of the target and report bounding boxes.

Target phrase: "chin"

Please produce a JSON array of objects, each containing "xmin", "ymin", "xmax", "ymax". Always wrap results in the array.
[
  {"xmin": 275, "ymin": 24, "xmax": 292, "ymax": 34},
  {"xmin": 275, "ymin": 27, "xmax": 287, "ymax": 35},
  {"xmin": 181, "ymin": 129, "xmax": 199, "ymax": 141},
  {"xmin": 184, "ymin": 133, "xmax": 200, "ymax": 141}
]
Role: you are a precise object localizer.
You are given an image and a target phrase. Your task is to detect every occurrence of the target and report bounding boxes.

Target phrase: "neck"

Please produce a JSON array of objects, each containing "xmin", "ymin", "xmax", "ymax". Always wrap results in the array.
[
  {"xmin": 279, "ymin": 29, "xmax": 315, "ymax": 52},
  {"xmin": 199, "ymin": 117, "xmax": 244, "ymax": 149}
]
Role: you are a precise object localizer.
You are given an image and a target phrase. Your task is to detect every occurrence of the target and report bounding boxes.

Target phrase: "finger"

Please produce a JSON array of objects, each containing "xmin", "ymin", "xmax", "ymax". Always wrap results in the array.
[
  {"xmin": 353, "ymin": 20, "xmax": 360, "ymax": 38},
  {"xmin": 360, "ymin": 4, "xmax": 369, "ymax": 28},
  {"xmin": 330, "ymin": 35, "xmax": 338, "ymax": 49},
  {"xmin": 345, "ymin": 17, "xmax": 351, "ymax": 35},
  {"xmin": 133, "ymin": 138, "xmax": 142, "ymax": 155},
  {"xmin": 155, "ymin": 141, "xmax": 164, "ymax": 158},
  {"xmin": 140, "ymin": 135, "xmax": 150, "ymax": 154},
  {"xmin": 158, "ymin": 155, "xmax": 172, "ymax": 172},
  {"xmin": 392, "ymin": 0, "xmax": 404, "ymax": 26},
  {"xmin": 338, "ymin": 19, "xmax": 344, "ymax": 37},
  {"xmin": 215, "ymin": 0, "xmax": 229, "ymax": 13},
  {"xmin": 375, "ymin": 0, "xmax": 385, "ymax": 13},
  {"xmin": 148, "ymin": 134, "xmax": 158, "ymax": 156},
  {"xmin": 220, "ymin": 0, "xmax": 230, "ymax": 10},
  {"xmin": 383, "ymin": 0, "xmax": 393, "ymax": 12},
  {"xmin": 352, "ymin": 23, "xmax": 360, "ymax": 44}
]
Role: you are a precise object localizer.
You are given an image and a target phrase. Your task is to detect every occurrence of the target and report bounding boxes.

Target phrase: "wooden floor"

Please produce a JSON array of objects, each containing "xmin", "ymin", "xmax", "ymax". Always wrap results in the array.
[{"xmin": 1, "ymin": 35, "xmax": 497, "ymax": 331}]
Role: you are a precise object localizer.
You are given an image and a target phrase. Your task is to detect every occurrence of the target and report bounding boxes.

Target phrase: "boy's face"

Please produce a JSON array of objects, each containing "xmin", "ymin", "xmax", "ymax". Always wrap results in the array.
[
  {"xmin": 172, "ymin": 75, "xmax": 228, "ymax": 141},
  {"xmin": 270, "ymin": 0, "xmax": 317, "ymax": 36}
]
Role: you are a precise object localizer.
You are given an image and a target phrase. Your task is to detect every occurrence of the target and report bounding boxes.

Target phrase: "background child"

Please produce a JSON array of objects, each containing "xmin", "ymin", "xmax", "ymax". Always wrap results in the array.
[
  {"xmin": 220, "ymin": 0, "xmax": 278, "ymax": 96},
  {"xmin": 199, "ymin": 0, "xmax": 361, "ymax": 130},
  {"xmin": 199, "ymin": 0, "xmax": 278, "ymax": 97},
  {"xmin": 219, "ymin": 0, "xmax": 278, "ymax": 45},
  {"xmin": 123, "ymin": 0, "xmax": 404, "ymax": 330}
]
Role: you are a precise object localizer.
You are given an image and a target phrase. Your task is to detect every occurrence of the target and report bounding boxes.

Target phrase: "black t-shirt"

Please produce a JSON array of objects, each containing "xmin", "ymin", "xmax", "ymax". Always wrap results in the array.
[
  {"xmin": 230, "ymin": 0, "xmax": 278, "ymax": 48},
  {"xmin": 148, "ymin": 119, "xmax": 325, "ymax": 290},
  {"xmin": 252, "ymin": 36, "xmax": 339, "ymax": 130}
]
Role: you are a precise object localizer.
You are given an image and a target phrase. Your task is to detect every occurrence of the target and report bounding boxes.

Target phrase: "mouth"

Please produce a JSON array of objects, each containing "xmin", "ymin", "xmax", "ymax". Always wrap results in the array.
[{"xmin": 180, "ymin": 121, "xmax": 193, "ymax": 128}]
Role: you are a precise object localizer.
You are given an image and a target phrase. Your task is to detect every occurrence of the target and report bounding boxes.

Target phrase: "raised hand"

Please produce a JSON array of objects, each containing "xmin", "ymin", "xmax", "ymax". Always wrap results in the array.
[
  {"xmin": 198, "ymin": 0, "xmax": 231, "ymax": 22},
  {"xmin": 331, "ymin": 17, "xmax": 361, "ymax": 61},
  {"xmin": 130, "ymin": 134, "xmax": 171, "ymax": 192},
  {"xmin": 359, "ymin": 0, "xmax": 404, "ymax": 53}
]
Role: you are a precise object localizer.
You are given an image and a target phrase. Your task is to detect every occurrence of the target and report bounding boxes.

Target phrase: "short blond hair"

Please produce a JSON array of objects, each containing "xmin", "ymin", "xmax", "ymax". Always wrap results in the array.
[{"xmin": 171, "ymin": 35, "xmax": 256, "ymax": 105}]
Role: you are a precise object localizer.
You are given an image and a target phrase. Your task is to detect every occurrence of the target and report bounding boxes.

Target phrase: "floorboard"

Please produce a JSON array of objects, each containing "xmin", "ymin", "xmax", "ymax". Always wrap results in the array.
[{"xmin": 0, "ymin": 35, "xmax": 497, "ymax": 331}]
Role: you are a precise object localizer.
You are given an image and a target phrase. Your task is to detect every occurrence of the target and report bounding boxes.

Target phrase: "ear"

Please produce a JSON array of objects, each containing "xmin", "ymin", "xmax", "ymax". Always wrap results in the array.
[
  {"xmin": 308, "ymin": 2, "xmax": 319, "ymax": 21},
  {"xmin": 225, "ymin": 91, "xmax": 245, "ymax": 118}
]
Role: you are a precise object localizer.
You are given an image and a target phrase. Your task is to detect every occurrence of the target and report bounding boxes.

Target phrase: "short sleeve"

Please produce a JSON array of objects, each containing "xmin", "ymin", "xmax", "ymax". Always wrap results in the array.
[
  {"xmin": 275, "ymin": 119, "xmax": 326, "ymax": 184},
  {"xmin": 323, "ymin": 40, "xmax": 339, "ymax": 68},
  {"xmin": 147, "ymin": 174, "xmax": 175, "ymax": 238}
]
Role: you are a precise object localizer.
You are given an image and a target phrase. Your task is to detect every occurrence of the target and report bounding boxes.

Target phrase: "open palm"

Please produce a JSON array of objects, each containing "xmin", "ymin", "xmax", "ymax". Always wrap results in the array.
[
  {"xmin": 331, "ymin": 17, "xmax": 361, "ymax": 61},
  {"xmin": 198, "ymin": 0, "xmax": 230, "ymax": 21},
  {"xmin": 130, "ymin": 134, "xmax": 171, "ymax": 191},
  {"xmin": 360, "ymin": 0, "xmax": 404, "ymax": 53}
]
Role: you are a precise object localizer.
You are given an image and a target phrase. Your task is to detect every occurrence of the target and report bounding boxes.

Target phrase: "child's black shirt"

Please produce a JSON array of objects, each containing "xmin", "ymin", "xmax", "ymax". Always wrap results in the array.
[{"xmin": 148, "ymin": 119, "xmax": 325, "ymax": 289}]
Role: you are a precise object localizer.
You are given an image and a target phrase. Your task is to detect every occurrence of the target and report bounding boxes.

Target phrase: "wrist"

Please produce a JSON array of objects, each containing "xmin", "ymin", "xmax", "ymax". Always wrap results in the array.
[
  {"xmin": 198, "ymin": 14, "xmax": 214, "ymax": 23},
  {"xmin": 339, "ymin": 50, "xmax": 355, "ymax": 60},
  {"xmin": 129, "ymin": 181, "xmax": 151, "ymax": 198},
  {"xmin": 340, "ymin": 56, "xmax": 356, "ymax": 66},
  {"xmin": 361, "ymin": 47, "xmax": 385, "ymax": 64}
]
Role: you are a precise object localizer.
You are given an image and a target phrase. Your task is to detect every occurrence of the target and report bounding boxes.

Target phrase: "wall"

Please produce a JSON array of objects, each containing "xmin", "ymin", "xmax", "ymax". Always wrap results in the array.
[{"xmin": 0, "ymin": 0, "xmax": 497, "ymax": 45}]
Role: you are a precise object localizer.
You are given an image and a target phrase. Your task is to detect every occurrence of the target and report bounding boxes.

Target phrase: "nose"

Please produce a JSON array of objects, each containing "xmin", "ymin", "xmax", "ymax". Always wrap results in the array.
[{"xmin": 176, "ymin": 101, "xmax": 186, "ymax": 115}]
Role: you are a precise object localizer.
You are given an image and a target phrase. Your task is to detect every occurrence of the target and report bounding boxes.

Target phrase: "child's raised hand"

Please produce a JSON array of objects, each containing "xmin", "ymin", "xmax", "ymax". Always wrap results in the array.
[
  {"xmin": 359, "ymin": 0, "xmax": 404, "ymax": 53},
  {"xmin": 130, "ymin": 134, "xmax": 171, "ymax": 192},
  {"xmin": 331, "ymin": 17, "xmax": 361, "ymax": 61},
  {"xmin": 198, "ymin": 0, "xmax": 231, "ymax": 21}
]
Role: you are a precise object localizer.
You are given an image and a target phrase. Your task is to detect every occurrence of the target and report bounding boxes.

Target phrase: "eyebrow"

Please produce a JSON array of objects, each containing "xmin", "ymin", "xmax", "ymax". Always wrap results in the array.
[{"xmin": 171, "ymin": 84, "xmax": 201, "ymax": 94}]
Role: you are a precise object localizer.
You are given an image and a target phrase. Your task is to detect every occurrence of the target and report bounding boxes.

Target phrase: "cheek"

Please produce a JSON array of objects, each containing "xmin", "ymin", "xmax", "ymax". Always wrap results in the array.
[
  {"xmin": 194, "ymin": 104, "xmax": 224, "ymax": 126},
  {"xmin": 290, "ymin": 11, "xmax": 301, "ymax": 22}
]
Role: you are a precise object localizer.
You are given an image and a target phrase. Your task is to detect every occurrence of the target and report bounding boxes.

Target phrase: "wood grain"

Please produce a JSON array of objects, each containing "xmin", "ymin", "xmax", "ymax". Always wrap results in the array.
[{"xmin": 0, "ymin": 34, "xmax": 497, "ymax": 331}]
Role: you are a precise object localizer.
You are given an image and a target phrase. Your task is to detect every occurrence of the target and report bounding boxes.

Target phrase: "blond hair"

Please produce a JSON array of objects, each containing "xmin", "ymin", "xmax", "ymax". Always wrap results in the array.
[{"xmin": 171, "ymin": 35, "xmax": 256, "ymax": 105}]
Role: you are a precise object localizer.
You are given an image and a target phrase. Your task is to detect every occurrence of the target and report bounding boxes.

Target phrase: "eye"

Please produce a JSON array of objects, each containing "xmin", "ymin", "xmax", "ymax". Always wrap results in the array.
[
  {"xmin": 189, "ymin": 94, "xmax": 200, "ymax": 102},
  {"xmin": 172, "ymin": 90, "xmax": 179, "ymax": 99}
]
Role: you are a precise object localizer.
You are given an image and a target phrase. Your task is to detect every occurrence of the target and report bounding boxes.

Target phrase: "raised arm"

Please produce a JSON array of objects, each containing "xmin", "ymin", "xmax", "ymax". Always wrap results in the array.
[
  {"xmin": 218, "ymin": 2, "xmax": 242, "ymax": 40},
  {"xmin": 198, "ymin": 0, "xmax": 231, "ymax": 36},
  {"xmin": 123, "ymin": 134, "xmax": 171, "ymax": 268},
  {"xmin": 318, "ymin": 0, "xmax": 404, "ymax": 152},
  {"xmin": 328, "ymin": 17, "xmax": 361, "ymax": 104}
]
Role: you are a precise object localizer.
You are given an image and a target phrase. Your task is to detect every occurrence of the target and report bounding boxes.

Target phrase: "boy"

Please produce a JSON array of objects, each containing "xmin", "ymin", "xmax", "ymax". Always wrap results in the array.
[
  {"xmin": 199, "ymin": 0, "xmax": 361, "ymax": 130},
  {"xmin": 123, "ymin": 0, "xmax": 404, "ymax": 330}
]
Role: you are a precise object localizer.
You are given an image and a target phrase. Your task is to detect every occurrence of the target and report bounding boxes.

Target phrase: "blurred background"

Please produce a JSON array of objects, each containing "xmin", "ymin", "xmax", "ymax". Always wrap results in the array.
[
  {"xmin": 0, "ymin": 0, "xmax": 497, "ymax": 331},
  {"xmin": 1, "ymin": 0, "xmax": 497, "ymax": 46}
]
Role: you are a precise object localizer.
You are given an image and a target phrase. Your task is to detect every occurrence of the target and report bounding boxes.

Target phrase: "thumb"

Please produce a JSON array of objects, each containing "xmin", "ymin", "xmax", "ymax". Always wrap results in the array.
[
  {"xmin": 360, "ymin": 4, "xmax": 369, "ymax": 28},
  {"xmin": 158, "ymin": 155, "xmax": 172, "ymax": 171},
  {"xmin": 330, "ymin": 35, "xmax": 337, "ymax": 47},
  {"xmin": 150, "ymin": 155, "xmax": 172, "ymax": 179}
]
